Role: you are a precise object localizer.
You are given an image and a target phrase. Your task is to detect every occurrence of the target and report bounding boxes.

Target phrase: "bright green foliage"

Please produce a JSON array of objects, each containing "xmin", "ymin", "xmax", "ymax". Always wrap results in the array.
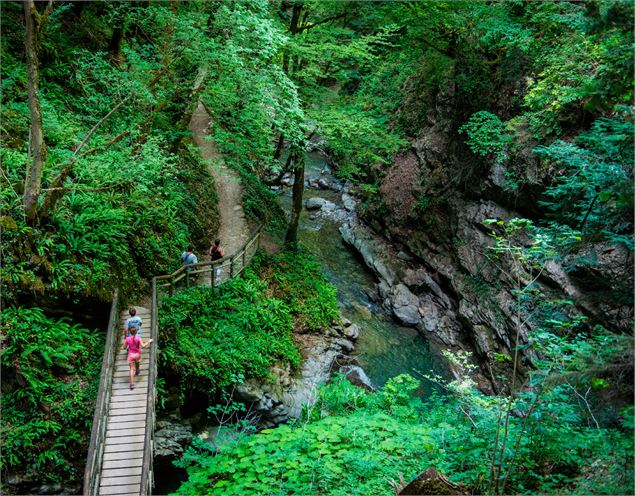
[
  {"xmin": 0, "ymin": 307, "xmax": 102, "ymax": 485},
  {"xmin": 260, "ymin": 249, "xmax": 339, "ymax": 330},
  {"xmin": 522, "ymin": 2, "xmax": 633, "ymax": 135},
  {"xmin": 310, "ymin": 102, "xmax": 407, "ymax": 181},
  {"xmin": 158, "ymin": 250, "xmax": 337, "ymax": 397},
  {"xmin": 535, "ymin": 109, "xmax": 633, "ymax": 246},
  {"xmin": 159, "ymin": 278, "xmax": 300, "ymax": 395},
  {"xmin": 175, "ymin": 369, "xmax": 633, "ymax": 495},
  {"xmin": 1, "ymin": 2, "xmax": 220, "ymax": 303},
  {"xmin": 459, "ymin": 111, "xmax": 510, "ymax": 163}
]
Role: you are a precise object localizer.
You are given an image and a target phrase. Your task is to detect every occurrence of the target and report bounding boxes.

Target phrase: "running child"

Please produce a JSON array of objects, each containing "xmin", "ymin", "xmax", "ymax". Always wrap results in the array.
[{"xmin": 122, "ymin": 326, "xmax": 153, "ymax": 390}]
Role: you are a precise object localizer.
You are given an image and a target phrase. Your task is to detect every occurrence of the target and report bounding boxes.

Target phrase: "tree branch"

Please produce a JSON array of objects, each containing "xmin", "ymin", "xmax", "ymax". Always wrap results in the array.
[
  {"xmin": 41, "ymin": 184, "xmax": 122, "ymax": 193},
  {"xmin": 77, "ymin": 129, "xmax": 131, "ymax": 159},
  {"xmin": 296, "ymin": 12, "xmax": 347, "ymax": 33},
  {"xmin": 73, "ymin": 97, "xmax": 131, "ymax": 156}
]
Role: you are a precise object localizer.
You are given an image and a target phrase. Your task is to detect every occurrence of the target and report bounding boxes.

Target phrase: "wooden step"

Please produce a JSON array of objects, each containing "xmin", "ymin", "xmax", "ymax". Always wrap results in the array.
[
  {"xmin": 102, "ymin": 457, "xmax": 143, "ymax": 470},
  {"xmin": 106, "ymin": 429, "xmax": 146, "ymax": 445},
  {"xmin": 102, "ymin": 450, "xmax": 144, "ymax": 462}
]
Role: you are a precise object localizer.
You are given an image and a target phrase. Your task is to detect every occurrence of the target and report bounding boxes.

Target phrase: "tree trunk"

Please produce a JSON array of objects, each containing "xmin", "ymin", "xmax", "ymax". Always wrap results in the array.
[
  {"xmin": 285, "ymin": 150, "xmax": 305, "ymax": 246},
  {"xmin": 108, "ymin": 25, "xmax": 125, "ymax": 63},
  {"xmin": 273, "ymin": 133, "xmax": 285, "ymax": 160},
  {"xmin": 282, "ymin": 2, "xmax": 302, "ymax": 74},
  {"xmin": 23, "ymin": 0, "xmax": 51, "ymax": 220}
]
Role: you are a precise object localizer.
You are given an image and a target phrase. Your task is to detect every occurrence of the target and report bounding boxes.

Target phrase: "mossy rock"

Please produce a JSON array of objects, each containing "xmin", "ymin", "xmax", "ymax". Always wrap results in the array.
[{"xmin": 0, "ymin": 216, "xmax": 18, "ymax": 230}]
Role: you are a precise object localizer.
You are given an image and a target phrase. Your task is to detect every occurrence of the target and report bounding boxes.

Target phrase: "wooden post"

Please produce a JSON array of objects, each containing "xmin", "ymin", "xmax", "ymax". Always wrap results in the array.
[
  {"xmin": 242, "ymin": 249, "xmax": 246, "ymax": 272},
  {"xmin": 230, "ymin": 256, "xmax": 234, "ymax": 278}
]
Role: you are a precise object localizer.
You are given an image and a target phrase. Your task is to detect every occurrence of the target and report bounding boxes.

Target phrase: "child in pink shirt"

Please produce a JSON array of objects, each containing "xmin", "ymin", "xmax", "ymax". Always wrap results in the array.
[{"xmin": 122, "ymin": 326, "xmax": 153, "ymax": 389}]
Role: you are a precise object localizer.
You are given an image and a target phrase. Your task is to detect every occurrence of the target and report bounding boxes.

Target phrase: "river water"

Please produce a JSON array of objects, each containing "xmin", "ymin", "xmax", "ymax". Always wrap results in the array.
[
  {"xmin": 294, "ymin": 152, "xmax": 449, "ymax": 394},
  {"xmin": 154, "ymin": 152, "xmax": 450, "ymax": 494}
]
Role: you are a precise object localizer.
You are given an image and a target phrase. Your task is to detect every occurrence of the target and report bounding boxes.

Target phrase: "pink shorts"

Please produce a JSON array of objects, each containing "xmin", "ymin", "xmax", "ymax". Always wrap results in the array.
[{"xmin": 128, "ymin": 352, "xmax": 141, "ymax": 363}]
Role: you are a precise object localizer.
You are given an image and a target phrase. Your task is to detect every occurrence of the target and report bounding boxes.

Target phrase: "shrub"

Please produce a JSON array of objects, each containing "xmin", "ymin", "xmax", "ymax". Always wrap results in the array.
[{"xmin": 0, "ymin": 307, "xmax": 102, "ymax": 486}]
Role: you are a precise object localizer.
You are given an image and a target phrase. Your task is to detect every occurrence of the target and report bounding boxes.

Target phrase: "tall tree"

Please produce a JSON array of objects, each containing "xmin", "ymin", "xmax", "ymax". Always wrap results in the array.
[
  {"xmin": 23, "ymin": 0, "xmax": 52, "ymax": 220},
  {"xmin": 285, "ymin": 148, "xmax": 304, "ymax": 245}
]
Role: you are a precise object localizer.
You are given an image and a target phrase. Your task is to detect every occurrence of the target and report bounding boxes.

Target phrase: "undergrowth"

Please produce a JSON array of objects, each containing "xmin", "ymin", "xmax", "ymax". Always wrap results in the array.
[
  {"xmin": 158, "ymin": 249, "xmax": 338, "ymax": 403},
  {"xmin": 0, "ymin": 307, "xmax": 102, "ymax": 488}
]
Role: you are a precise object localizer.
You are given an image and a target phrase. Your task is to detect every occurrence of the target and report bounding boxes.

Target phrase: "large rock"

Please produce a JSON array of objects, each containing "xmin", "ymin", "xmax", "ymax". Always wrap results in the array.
[
  {"xmin": 340, "ymin": 222, "xmax": 398, "ymax": 286},
  {"xmin": 344, "ymin": 323, "xmax": 360, "ymax": 340},
  {"xmin": 154, "ymin": 417, "xmax": 193, "ymax": 461},
  {"xmin": 234, "ymin": 329, "xmax": 354, "ymax": 424},
  {"xmin": 390, "ymin": 284, "xmax": 421, "ymax": 326},
  {"xmin": 339, "ymin": 365, "xmax": 375, "ymax": 391},
  {"xmin": 306, "ymin": 197, "xmax": 328, "ymax": 210},
  {"xmin": 417, "ymin": 293, "xmax": 461, "ymax": 346}
]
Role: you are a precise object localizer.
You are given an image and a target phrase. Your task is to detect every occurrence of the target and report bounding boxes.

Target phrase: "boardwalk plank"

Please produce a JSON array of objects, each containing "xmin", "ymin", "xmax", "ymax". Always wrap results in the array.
[
  {"xmin": 107, "ymin": 420, "xmax": 146, "ymax": 431},
  {"xmin": 109, "ymin": 399, "xmax": 147, "ymax": 409},
  {"xmin": 114, "ymin": 365, "xmax": 149, "ymax": 374},
  {"xmin": 102, "ymin": 458, "xmax": 143, "ymax": 470},
  {"xmin": 112, "ymin": 381, "xmax": 147, "ymax": 390},
  {"xmin": 100, "ymin": 476, "xmax": 142, "ymax": 489},
  {"xmin": 104, "ymin": 434, "xmax": 145, "ymax": 445},
  {"xmin": 101, "ymin": 466, "xmax": 143, "ymax": 478},
  {"xmin": 107, "ymin": 423, "xmax": 146, "ymax": 435},
  {"xmin": 99, "ymin": 483, "xmax": 141, "ymax": 495},
  {"xmin": 104, "ymin": 442, "xmax": 144, "ymax": 453},
  {"xmin": 102, "ymin": 450, "xmax": 144, "ymax": 462},
  {"xmin": 108, "ymin": 406, "xmax": 146, "ymax": 416},
  {"xmin": 106, "ymin": 413, "xmax": 146, "ymax": 423},
  {"xmin": 110, "ymin": 388, "xmax": 148, "ymax": 397}
]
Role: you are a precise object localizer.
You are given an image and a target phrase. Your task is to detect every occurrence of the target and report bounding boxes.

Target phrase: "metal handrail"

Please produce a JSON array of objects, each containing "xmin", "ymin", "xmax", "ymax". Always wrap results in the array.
[{"xmin": 83, "ymin": 289, "xmax": 120, "ymax": 496}]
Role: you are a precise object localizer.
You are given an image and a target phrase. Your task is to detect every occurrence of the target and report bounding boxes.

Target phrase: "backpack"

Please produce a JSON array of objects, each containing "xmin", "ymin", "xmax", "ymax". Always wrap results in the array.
[{"xmin": 181, "ymin": 252, "xmax": 197, "ymax": 265}]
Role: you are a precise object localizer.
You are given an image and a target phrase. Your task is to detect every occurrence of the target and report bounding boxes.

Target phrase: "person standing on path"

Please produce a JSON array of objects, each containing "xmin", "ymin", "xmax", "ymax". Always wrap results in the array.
[
  {"xmin": 209, "ymin": 239, "xmax": 225, "ymax": 279},
  {"xmin": 124, "ymin": 306, "xmax": 142, "ymax": 339},
  {"xmin": 181, "ymin": 245, "xmax": 198, "ymax": 272},
  {"xmin": 209, "ymin": 239, "xmax": 225, "ymax": 260},
  {"xmin": 122, "ymin": 326, "xmax": 153, "ymax": 390}
]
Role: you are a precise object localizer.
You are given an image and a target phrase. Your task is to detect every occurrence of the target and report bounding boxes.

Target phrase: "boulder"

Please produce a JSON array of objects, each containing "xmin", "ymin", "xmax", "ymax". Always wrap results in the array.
[
  {"xmin": 306, "ymin": 197, "xmax": 327, "ymax": 210},
  {"xmin": 342, "ymin": 193, "xmax": 357, "ymax": 212},
  {"xmin": 344, "ymin": 323, "xmax": 360, "ymax": 340},
  {"xmin": 390, "ymin": 284, "xmax": 421, "ymax": 326},
  {"xmin": 331, "ymin": 338, "xmax": 355, "ymax": 353},
  {"xmin": 340, "ymin": 222, "xmax": 398, "ymax": 286},
  {"xmin": 154, "ymin": 417, "xmax": 193, "ymax": 461},
  {"xmin": 397, "ymin": 251, "xmax": 414, "ymax": 261},
  {"xmin": 339, "ymin": 365, "xmax": 375, "ymax": 391},
  {"xmin": 416, "ymin": 294, "xmax": 460, "ymax": 346}
]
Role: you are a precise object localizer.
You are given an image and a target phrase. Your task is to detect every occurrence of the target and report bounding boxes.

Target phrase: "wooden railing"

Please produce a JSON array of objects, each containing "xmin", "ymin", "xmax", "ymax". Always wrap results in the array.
[
  {"xmin": 83, "ymin": 289, "xmax": 120, "ymax": 496},
  {"xmin": 155, "ymin": 225, "xmax": 262, "ymax": 302},
  {"xmin": 141, "ymin": 279, "xmax": 159, "ymax": 495}
]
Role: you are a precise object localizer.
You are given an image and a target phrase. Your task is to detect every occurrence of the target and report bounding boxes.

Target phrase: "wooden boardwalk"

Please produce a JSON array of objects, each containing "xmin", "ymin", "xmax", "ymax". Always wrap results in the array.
[
  {"xmin": 97, "ymin": 306, "xmax": 152, "ymax": 495},
  {"xmin": 85, "ymin": 297, "xmax": 156, "ymax": 496},
  {"xmin": 86, "ymin": 228, "xmax": 262, "ymax": 495}
]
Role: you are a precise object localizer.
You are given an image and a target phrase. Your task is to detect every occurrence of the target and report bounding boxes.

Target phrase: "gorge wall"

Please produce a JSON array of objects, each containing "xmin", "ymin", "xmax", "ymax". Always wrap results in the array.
[{"xmin": 341, "ymin": 79, "xmax": 633, "ymax": 391}]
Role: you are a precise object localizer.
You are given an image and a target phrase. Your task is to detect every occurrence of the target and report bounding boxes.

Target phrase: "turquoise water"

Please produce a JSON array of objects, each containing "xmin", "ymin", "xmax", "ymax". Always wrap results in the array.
[{"xmin": 297, "ymin": 153, "xmax": 450, "ymax": 394}]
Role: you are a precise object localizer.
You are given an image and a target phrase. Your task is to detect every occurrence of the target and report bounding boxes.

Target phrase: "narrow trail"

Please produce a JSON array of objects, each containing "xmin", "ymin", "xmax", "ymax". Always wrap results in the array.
[{"xmin": 189, "ymin": 102, "xmax": 249, "ymax": 256}]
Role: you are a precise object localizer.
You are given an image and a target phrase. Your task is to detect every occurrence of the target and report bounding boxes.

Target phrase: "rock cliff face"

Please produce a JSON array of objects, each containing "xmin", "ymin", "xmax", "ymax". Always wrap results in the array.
[
  {"xmin": 234, "ymin": 320, "xmax": 363, "ymax": 427},
  {"xmin": 344, "ymin": 89, "xmax": 633, "ymax": 389}
]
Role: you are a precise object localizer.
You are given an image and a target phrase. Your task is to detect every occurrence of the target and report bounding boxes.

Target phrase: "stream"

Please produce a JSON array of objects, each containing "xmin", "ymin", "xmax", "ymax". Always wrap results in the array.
[
  {"xmin": 154, "ymin": 151, "xmax": 451, "ymax": 494},
  {"xmin": 292, "ymin": 152, "xmax": 450, "ymax": 394}
]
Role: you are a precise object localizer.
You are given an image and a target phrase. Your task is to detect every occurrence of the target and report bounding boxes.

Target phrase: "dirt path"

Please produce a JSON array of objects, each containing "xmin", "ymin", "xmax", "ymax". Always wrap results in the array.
[{"xmin": 189, "ymin": 102, "xmax": 249, "ymax": 256}]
